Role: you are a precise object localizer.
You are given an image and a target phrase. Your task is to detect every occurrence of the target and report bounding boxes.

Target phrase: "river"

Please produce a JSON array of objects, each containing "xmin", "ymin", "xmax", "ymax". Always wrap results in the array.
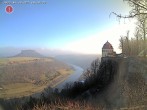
[
  {"xmin": 55, "ymin": 64, "xmax": 84, "ymax": 90},
  {"xmin": 32, "ymin": 63, "xmax": 84, "ymax": 98}
]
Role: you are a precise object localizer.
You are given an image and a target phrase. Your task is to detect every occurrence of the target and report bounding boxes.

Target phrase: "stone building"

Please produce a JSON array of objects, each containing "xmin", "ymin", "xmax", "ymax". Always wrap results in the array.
[{"xmin": 102, "ymin": 41, "xmax": 116, "ymax": 57}]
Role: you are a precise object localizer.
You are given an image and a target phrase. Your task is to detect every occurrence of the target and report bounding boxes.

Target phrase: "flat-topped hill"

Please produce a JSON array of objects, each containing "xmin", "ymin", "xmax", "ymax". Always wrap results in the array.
[{"xmin": 14, "ymin": 50, "xmax": 45, "ymax": 58}]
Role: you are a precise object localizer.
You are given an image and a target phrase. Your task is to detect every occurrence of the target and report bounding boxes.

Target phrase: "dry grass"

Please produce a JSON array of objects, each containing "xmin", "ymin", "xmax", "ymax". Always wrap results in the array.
[
  {"xmin": 32, "ymin": 100, "xmax": 103, "ymax": 110},
  {"xmin": 57, "ymin": 69, "xmax": 73, "ymax": 75},
  {"xmin": 0, "ymin": 57, "xmax": 38, "ymax": 65},
  {"xmin": 0, "ymin": 83, "xmax": 47, "ymax": 99}
]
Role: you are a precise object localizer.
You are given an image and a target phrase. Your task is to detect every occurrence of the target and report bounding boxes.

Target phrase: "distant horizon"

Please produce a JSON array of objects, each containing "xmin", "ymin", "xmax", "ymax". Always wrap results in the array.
[
  {"xmin": 1, "ymin": 0, "xmax": 136, "ymax": 54},
  {"xmin": 0, "ymin": 47, "xmax": 102, "ymax": 58}
]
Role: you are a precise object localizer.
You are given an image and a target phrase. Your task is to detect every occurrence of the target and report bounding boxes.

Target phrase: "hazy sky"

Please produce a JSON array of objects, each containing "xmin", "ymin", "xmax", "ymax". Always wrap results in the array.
[{"xmin": 0, "ymin": 0, "xmax": 136, "ymax": 54}]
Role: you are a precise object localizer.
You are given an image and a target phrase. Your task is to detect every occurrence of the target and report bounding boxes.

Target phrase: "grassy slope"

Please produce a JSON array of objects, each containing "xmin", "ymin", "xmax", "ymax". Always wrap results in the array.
[
  {"xmin": 0, "ymin": 57, "xmax": 40, "ymax": 65},
  {"xmin": 0, "ymin": 57, "xmax": 73, "ymax": 99}
]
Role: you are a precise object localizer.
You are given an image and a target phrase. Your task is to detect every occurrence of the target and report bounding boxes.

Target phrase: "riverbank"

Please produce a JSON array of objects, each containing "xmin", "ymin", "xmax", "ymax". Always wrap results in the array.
[
  {"xmin": 31, "ymin": 64, "xmax": 84, "ymax": 98},
  {"xmin": 55, "ymin": 64, "xmax": 84, "ymax": 90}
]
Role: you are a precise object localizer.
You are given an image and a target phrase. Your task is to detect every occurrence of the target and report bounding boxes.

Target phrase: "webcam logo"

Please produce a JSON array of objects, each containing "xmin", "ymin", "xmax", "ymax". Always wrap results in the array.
[{"xmin": 6, "ymin": 5, "xmax": 13, "ymax": 14}]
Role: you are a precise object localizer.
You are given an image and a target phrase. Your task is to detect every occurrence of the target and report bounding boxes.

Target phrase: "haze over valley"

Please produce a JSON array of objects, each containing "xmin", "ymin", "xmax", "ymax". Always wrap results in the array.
[{"xmin": 0, "ymin": 0, "xmax": 147, "ymax": 110}]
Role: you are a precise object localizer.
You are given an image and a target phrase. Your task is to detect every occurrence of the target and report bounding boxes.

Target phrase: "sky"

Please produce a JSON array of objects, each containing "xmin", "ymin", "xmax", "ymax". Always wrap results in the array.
[{"xmin": 0, "ymin": 0, "xmax": 136, "ymax": 54}]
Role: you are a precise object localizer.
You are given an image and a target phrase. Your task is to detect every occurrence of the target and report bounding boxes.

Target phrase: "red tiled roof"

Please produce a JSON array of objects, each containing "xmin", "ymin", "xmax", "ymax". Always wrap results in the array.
[{"xmin": 102, "ymin": 41, "xmax": 113, "ymax": 49}]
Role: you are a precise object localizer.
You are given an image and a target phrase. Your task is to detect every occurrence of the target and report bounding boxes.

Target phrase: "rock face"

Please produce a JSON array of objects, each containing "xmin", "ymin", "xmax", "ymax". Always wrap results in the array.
[
  {"xmin": 14, "ymin": 50, "xmax": 45, "ymax": 58},
  {"xmin": 78, "ymin": 58, "xmax": 147, "ymax": 109},
  {"xmin": 100, "ymin": 58, "xmax": 147, "ymax": 109}
]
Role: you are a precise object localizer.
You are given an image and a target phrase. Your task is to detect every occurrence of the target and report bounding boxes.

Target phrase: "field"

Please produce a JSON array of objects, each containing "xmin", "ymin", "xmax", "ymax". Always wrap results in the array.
[
  {"xmin": 0, "ymin": 57, "xmax": 73, "ymax": 99},
  {"xmin": 0, "ymin": 57, "xmax": 53, "ymax": 65}
]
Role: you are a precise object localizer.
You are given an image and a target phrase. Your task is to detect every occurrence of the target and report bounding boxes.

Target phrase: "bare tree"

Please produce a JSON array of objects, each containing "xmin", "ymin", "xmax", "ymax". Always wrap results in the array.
[
  {"xmin": 119, "ymin": 36, "xmax": 124, "ymax": 53},
  {"xmin": 112, "ymin": 0, "xmax": 147, "ymax": 57},
  {"xmin": 111, "ymin": 0, "xmax": 147, "ymax": 18},
  {"xmin": 134, "ymin": 28, "xmax": 140, "ymax": 55},
  {"xmin": 137, "ymin": 15, "xmax": 147, "ymax": 57}
]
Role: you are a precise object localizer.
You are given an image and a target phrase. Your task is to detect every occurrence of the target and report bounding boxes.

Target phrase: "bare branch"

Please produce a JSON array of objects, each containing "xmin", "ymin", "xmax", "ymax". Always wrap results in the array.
[
  {"xmin": 125, "ymin": 0, "xmax": 147, "ymax": 10},
  {"xmin": 110, "ymin": 12, "xmax": 147, "ymax": 19}
]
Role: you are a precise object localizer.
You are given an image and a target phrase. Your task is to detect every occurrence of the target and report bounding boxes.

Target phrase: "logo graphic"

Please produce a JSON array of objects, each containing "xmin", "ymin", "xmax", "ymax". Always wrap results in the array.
[{"xmin": 6, "ymin": 5, "xmax": 13, "ymax": 14}]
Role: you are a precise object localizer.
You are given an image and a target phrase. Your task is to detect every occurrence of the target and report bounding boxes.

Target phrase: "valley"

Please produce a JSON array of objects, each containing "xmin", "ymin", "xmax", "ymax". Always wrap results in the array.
[{"xmin": 0, "ymin": 57, "xmax": 73, "ymax": 99}]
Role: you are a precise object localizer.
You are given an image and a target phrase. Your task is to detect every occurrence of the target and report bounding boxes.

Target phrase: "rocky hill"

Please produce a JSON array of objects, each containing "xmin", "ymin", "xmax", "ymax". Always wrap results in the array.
[
  {"xmin": 58, "ymin": 57, "xmax": 147, "ymax": 109},
  {"xmin": 92, "ymin": 58, "xmax": 147, "ymax": 108}
]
